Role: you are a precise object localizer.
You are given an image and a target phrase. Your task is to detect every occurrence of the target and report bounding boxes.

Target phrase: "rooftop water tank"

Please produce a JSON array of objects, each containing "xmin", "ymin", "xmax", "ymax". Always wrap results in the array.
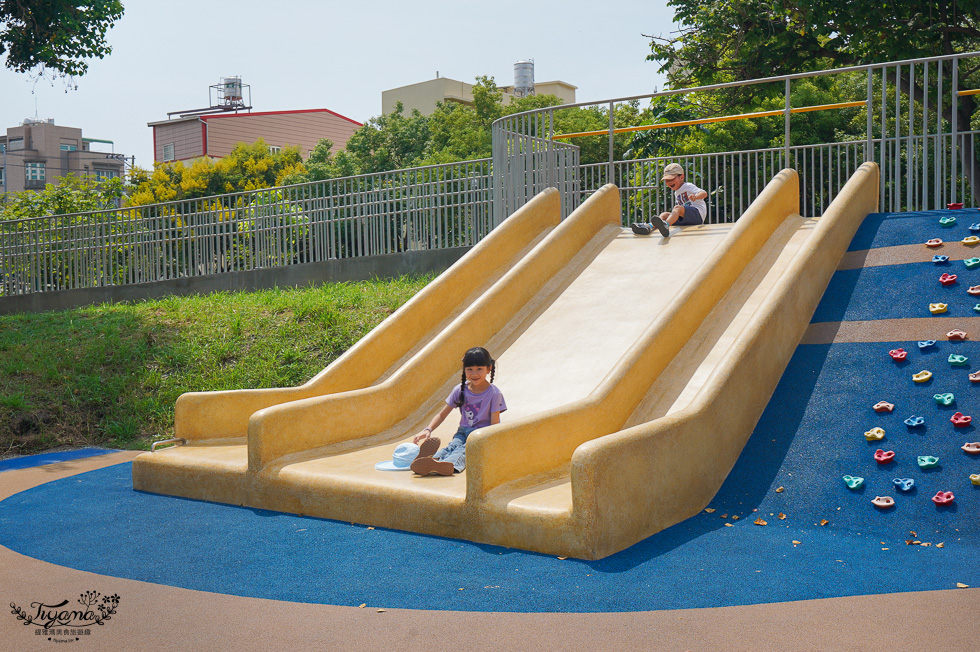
[{"xmin": 514, "ymin": 60, "xmax": 535, "ymax": 97}]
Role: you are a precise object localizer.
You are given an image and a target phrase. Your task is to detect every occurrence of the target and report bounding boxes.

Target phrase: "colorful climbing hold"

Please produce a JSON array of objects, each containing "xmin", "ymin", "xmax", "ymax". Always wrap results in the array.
[
  {"xmin": 929, "ymin": 303, "xmax": 948, "ymax": 314},
  {"xmin": 917, "ymin": 455, "xmax": 940, "ymax": 468},
  {"xmin": 934, "ymin": 393, "xmax": 955, "ymax": 405},
  {"xmin": 974, "ymin": 303, "xmax": 980, "ymax": 313},
  {"xmin": 918, "ymin": 340, "xmax": 937, "ymax": 349},
  {"xmin": 961, "ymin": 442, "xmax": 980, "ymax": 454},
  {"xmin": 969, "ymin": 286, "xmax": 980, "ymax": 296},
  {"xmin": 888, "ymin": 349, "xmax": 907, "ymax": 361},
  {"xmin": 972, "ymin": 223, "xmax": 980, "ymax": 232},
  {"xmin": 871, "ymin": 496, "xmax": 895, "ymax": 509},
  {"xmin": 931, "ymin": 491, "xmax": 955, "ymax": 506},
  {"xmin": 964, "ymin": 235, "xmax": 980, "ymax": 245},
  {"xmin": 940, "ymin": 216, "xmax": 957, "ymax": 227},
  {"xmin": 865, "ymin": 427, "xmax": 886, "ymax": 441},
  {"xmin": 893, "ymin": 478, "xmax": 915, "ymax": 492},
  {"xmin": 948, "ymin": 202, "xmax": 964, "ymax": 209},
  {"xmin": 904, "ymin": 415, "xmax": 925, "ymax": 427},
  {"xmin": 875, "ymin": 449, "xmax": 896, "ymax": 464},
  {"xmin": 951, "ymin": 412, "xmax": 973, "ymax": 427},
  {"xmin": 971, "ymin": 371, "xmax": 980, "ymax": 383},
  {"xmin": 939, "ymin": 273, "xmax": 958, "ymax": 286},
  {"xmin": 842, "ymin": 475, "xmax": 865, "ymax": 489},
  {"xmin": 926, "ymin": 238, "xmax": 944, "ymax": 247},
  {"xmin": 873, "ymin": 401, "xmax": 895, "ymax": 413},
  {"xmin": 971, "ymin": 474, "xmax": 980, "ymax": 486},
  {"xmin": 913, "ymin": 370, "xmax": 934, "ymax": 383},
  {"xmin": 947, "ymin": 329, "xmax": 968, "ymax": 340},
  {"xmin": 948, "ymin": 353, "xmax": 970, "ymax": 366},
  {"xmin": 965, "ymin": 257, "xmax": 980, "ymax": 269}
]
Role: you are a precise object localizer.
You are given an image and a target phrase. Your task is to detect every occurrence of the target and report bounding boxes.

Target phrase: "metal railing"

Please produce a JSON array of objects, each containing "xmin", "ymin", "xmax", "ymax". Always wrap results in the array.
[
  {"xmin": 0, "ymin": 159, "xmax": 491, "ymax": 295},
  {"xmin": 492, "ymin": 51, "xmax": 980, "ymax": 220},
  {"xmin": 4, "ymin": 51, "xmax": 980, "ymax": 297}
]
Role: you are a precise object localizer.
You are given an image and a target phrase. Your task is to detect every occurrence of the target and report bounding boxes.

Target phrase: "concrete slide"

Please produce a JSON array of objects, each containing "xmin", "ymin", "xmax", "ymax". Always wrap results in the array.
[{"xmin": 133, "ymin": 163, "xmax": 880, "ymax": 560}]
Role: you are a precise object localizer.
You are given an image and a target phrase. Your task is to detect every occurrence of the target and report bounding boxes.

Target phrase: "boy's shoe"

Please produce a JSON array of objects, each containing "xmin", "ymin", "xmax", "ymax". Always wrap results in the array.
[
  {"xmin": 416, "ymin": 436, "xmax": 441, "ymax": 460},
  {"xmin": 650, "ymin": 215, "xmax": 670, "ymax": 237},
  {"xmin": 630, "ymin": 222, "xmax": 653, "ymax": 235},
  {"xmin": 411, "ymin": 456, "xmax": 455, "ymax": 476}
]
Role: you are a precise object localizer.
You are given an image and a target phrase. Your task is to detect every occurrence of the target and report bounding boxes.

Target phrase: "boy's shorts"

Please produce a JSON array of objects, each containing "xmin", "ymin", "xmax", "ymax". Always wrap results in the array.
[{"xmin": 675, "ymin": 202, "xmax": 704, "ymax": 225}]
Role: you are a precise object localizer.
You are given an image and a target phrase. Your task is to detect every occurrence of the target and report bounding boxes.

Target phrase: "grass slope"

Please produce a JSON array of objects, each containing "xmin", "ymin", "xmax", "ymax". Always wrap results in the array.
[{"xmin": 0, "ymin": 275, "xmax": 431, "ymax": 456}]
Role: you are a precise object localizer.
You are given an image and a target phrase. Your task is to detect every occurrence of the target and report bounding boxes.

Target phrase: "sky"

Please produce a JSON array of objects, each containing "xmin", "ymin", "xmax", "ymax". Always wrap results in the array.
[{"xmin": 0, "ymin": 0, "xmax": 676, "ymax": 171}]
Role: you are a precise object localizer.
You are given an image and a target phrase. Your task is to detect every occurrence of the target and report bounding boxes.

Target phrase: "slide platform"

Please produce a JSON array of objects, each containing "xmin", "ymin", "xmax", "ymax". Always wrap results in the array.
[{"xmin": 133, "ymin": 164, "xmax": 880, "ymax": 559}]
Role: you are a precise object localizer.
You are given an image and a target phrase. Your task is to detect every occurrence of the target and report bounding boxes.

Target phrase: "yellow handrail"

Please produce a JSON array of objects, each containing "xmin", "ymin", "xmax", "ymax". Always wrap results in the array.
[
  {"xmin": 958, "ymin": 88, "xmax": 980, "ymax": 96},
  {"xmin": 552, "ymin": 101, "xmax": 868, "ymax": 140}
]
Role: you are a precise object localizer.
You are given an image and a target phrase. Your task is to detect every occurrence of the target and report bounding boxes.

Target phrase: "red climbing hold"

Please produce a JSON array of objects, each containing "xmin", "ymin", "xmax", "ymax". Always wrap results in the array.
[
  {"xmin": 940, "ymin": 273, "xmax": 958, "ymax": 286},
  {"xmin": 950, "ymin": 412, "xmax": 973, "ymax": 427},
  {"xmin": 931, "ymin": 491, "xmax": 955, "ymax": 506},
  {"xmin": 888, "ymin": 349, "xmax": 908, "ymax": 362},
  {"xmin": 874, "ymin": 449, "xmax": 895, "ymax": 464}
]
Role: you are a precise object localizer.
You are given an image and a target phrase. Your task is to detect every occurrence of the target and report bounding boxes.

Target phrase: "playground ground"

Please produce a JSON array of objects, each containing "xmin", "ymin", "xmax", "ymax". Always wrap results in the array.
[{"xmin": 2, "ymin": 208, "xmax": 980, "ymax": 650}]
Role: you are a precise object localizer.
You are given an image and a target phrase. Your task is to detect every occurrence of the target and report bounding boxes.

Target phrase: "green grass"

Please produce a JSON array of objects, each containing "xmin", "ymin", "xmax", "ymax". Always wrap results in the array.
[{"xmin": 0, "ymin": 275, "xmax": 432, "ymax": 456}]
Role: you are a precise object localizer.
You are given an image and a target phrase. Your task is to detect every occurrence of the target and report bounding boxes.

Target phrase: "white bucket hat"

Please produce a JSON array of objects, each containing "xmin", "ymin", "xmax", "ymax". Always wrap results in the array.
[{"xmin": 375, "ymin": 442, "xmax": 420, "ymax": 471}]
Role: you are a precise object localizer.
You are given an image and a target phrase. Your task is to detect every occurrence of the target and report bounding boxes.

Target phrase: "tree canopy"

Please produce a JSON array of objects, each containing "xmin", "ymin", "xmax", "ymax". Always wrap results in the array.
[{"xmin": 0, "ymin": 0, "xmax": 125, "ymax": 77}]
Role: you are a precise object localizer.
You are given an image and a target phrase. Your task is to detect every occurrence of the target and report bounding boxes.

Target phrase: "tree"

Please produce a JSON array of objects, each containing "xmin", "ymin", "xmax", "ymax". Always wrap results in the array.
[
  {"xmin": 0, "ymin": 0, "xmax": 125, "ymax": 77},
  {"xmin": 342, "ymin": 102, "xmax": 430, "ymax": 174},
  {"xmin": 0, "ymin": 172, "xmax": 123, "ymax": 219},
  {"xmin": 648, "ymin": 0, "xmax": 980, "ymax": 191},
  {"xmin": 127, "ymin": 139, "xmax": 304, "ymax": 206}
]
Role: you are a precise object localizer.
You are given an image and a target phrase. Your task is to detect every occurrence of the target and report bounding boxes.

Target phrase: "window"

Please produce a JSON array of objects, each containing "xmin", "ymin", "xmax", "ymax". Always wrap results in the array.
[
  {"xmin": 26, "ymin": 161, "xmax": 45, "ymax": 181},
  {"xmin": 268, "ymin": 145, "xmax": 281, "ymax": 154},
  {"xmin": 94, "ymin": 169, "xmax": 118, "ymax": 182},
  {"xmin": 162, "ymin": 143, "xmax": 175, "ymax": 161},
  {"xmin": 8, "ymin": 138, "xmax": 23, "ymax": 150},
  {"xmin": 59, "ymin": 143, "xmax": 78, "ymax": 151}
]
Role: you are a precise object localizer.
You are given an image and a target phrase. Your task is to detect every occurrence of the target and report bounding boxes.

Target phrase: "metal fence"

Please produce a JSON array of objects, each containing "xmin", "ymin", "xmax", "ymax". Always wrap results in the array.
[
  {"xmin": 492, "ymin": 51, "xmax": 980, "ymax": 221},
  {"xmin": 0, "ymin": 159, "xmax": 491, "ymax": 295},
  {"xmin": 5, "ymin": 51, "xmax": 980, "ymax": 297}
]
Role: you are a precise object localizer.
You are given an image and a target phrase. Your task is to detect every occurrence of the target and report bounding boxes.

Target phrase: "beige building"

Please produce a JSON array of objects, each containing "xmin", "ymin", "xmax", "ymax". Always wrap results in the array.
[
  {"xmin": 1, "ymin": 119, "xmax": 126, "ymax": 194},
  {"xmin": 382, "ymin": 76, "xmax": 577, "ymax": 116},
  {"xmin": 147, "ymin": 108, "xmax": 362, "ymax": 164}
]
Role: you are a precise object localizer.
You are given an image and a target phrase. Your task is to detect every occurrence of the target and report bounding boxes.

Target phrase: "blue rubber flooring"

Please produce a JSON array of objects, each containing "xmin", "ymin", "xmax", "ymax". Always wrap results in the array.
[
  {"xmin": 0, "ymin": 448, "xmax": 117, "ymax": 473},
  {"xmin": 848, "ymin": 208, "xmax": 980, "ymax": 251},
  {"xmin": 0, "ymin": 209, "xmax": 977, "ymax": 612}
]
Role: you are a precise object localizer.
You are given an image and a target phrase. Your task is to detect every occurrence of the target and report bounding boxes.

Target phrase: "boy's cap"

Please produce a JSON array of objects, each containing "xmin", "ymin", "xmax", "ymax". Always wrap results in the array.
[
  {"xmin": 375, "ymin": 442, "xmax": 420, "ymax": 471},
  {"xmin": 661, "ymin": 163, "xmax": 684, "ymax": 180}
]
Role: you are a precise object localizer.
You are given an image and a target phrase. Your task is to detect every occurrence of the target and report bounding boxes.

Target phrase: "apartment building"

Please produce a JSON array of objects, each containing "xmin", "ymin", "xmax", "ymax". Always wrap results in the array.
[
  {"xmin": 147, "ymin": 108, "xmax": 362, "ymax": 164},
  {"xmin": 382, "ymin": 72, "xmax": 577, "ymax": 116},
  {"xmin": 0, "ymin": 119, "xmax": 126, "ymax": 193}
]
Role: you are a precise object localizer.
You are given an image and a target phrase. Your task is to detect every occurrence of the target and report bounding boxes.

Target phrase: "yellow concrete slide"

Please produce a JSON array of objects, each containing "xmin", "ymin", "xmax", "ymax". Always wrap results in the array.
[{"xmin": 133, "ymin": 163, "xmax": 879, "ymax": 560}]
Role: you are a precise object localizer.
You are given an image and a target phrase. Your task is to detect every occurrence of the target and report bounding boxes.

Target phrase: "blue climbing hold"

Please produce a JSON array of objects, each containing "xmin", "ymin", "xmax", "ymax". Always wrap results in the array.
[
  {"xmin": 971, "ymin": 223, "xmax": 980, "ymax": 232},
  {"xmin": 933, "ymin": 255, "xmax": 950, "ymax": 263},
  {"xmin": 893, "ymin": 478, "xmax": 915, "ymax": 492},
  {"xmin": 949, "ymin": 354, "xmax": 970, "ymax": 366},
  {"xmin": 904, "ymin": 415, "xmax": 925, "ymax": 427},
  {"xmin": 917, "ymin": 455, "xmax": 940, "ymax": 469},
  {"xmin": 934, "ymin": 393, "xmax": 955, "ymax": 406},
  {"xmin": 843, "ymin": 475, "xmax": 865, "ymax": 489},
  {"xmin": 940, "ymin": 216, "xmax": 957, "ymax": 227},
  {"xmin": 918, "ymin": 340, "xmax": 937, "ymax": 349},
  {"xmin": 965, "ymin": 257, "xmax": 980, "ymax": 269}
]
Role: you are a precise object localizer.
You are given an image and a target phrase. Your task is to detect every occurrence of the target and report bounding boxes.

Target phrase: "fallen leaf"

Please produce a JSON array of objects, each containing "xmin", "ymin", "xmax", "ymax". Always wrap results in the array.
[
  {"xmin": 458, "ymin": 588, "xmax": 465, "ymax": 591},
  {"xmin": 376, "ymin": 609, "xmax": 386, "ymax": 613},
  {"xmin": 778, "ymin": 513, "xmax": 787, "ymax": 520},
  {"xmin": 724, "ymin": 523, "xmax": 734, "ymax": 527},
  {"xmin": 882, "ymin": 548, "xmax": 889, "ymax": 551},
  {"xmin": 754, "ymin": 518, "xmax": 768, "ymax": 526},
  {"xmin": 557, "ymin": 556, "xmax": 567, "ymax": 560},
  {"xmin": 937, "ymin": 543, "xmax": 945, "ymax": 548},
  {"xmin": 910, "ymin": 530, "xmax": 917, "ymax": 537},
  {"xmin": 367, "ymin": 527, "xmax": 375, "ymax": 530},
  {"xmin": 775, "ymin": 486, "xmax": 785, "ymax": 493},
  {"xmin": 913, "ymin": 540, "xmax": 921, "ymax": 545},
  {"xmin": 906, "ymin": 540, "xmax": 915, "ymax": 545},
  {"xmin": 731, "ymin": 515, "xmax": 740, "ymax": 520},
  {"xmin": 957, "ymin": 583, "xmax": 970, "ymax": 588},
  {"xmin": 819, "ymin": 519, "xmax": 829, "ymax": 526},
  {"xmin": 704, "ymin": 508, "xmax": 716, "ymax": 513},
  {"xmin": 720, "ymin": 514, "xmax": 728, "ymax": 519},
  {"xmin": 359, "ymin": 603, "xmax": 366, "ymax": 608},
  {"xmin": 792, "ymin": 540, "xmax": 802, "ymax": 545},
  {"xmin": 922, "ymin": 542, "xmax": 932, "ymax": 547}
]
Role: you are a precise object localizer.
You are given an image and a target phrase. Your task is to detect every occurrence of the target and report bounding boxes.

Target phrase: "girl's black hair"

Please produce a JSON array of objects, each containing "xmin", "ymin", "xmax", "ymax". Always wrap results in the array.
[{"xmin": 455, "ymin": 346, "xmax": 496, "ymax": 407}]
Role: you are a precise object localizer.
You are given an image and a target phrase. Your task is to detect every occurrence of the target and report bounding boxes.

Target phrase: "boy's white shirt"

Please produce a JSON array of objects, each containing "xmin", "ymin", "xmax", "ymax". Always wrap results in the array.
[{"xmin": 674, "ymin": 181, "xmax": 707, "ymax": 217}]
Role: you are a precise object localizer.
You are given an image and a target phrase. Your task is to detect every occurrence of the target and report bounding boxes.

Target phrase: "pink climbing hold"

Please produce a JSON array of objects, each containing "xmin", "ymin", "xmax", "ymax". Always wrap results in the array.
[
  {"xmin": 873, "ymin": 401, "xmax": 895, "ymax": 413},
  {"xmin": 961, "ymin": 442, "xmax": 980, "ymax": 454},
  {"xmin": 970, "ymin": 286, "xmax": 980, "ymax": 296},
  {"xmin": 874, "ymin": 449, "xmax": 895, "ymax": 464},
  {"xmin": 926, "ymin": 238, "xmax": 944, "ymax": 247},
  {"xmin": 950, "ymin": 412, "xmax": 973, "ymax": 427},
  {"xmin": 871, "ymin": 496, "xmax": 895, "ymax": 509},
  {"xmin": 939, "ymin": 273, "xmax": 958, "ymax": 286},
  {"xmin": 947, "ymin": 329, "xmax": 968, "ymax": 340},
  {"xmin": 888, "ymin": 348, "xmax": 908, "ymax": 362},
  {"xmin": 931, "ymin": 491, "xmax": 955, "ymax": 506},
  {"xmin": 971, "ymin": 371, "xmax": 980, "ymax": 383}
]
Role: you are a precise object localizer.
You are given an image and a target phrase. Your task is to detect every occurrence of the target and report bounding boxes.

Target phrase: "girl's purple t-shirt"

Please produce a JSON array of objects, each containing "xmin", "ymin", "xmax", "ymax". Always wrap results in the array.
[{"xmin": 446, "ymin": 383, "xmax": 507, "ymax": 429}]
